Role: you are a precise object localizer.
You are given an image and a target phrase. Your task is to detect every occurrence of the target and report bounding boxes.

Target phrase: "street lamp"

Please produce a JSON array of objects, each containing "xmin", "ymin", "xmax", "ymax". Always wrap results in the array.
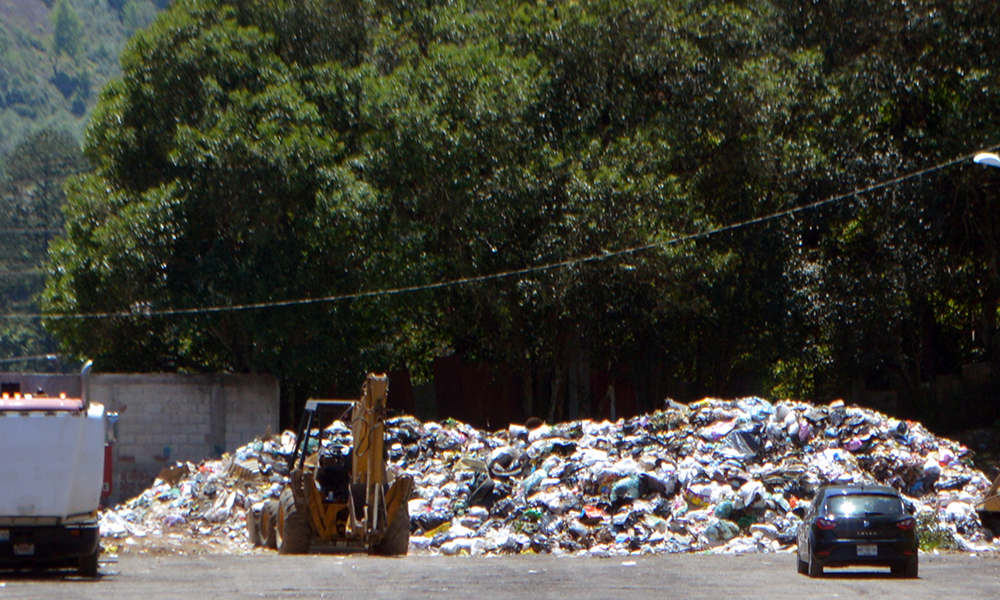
[{"xmin": 975, "ymin": 152, "xmax": 1000, "ymax": 168}]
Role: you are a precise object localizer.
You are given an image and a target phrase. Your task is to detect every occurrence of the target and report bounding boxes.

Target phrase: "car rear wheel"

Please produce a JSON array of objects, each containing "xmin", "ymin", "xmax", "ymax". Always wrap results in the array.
[
  {"xmin": 892, "ymin": 558, "xmax": 918, "ymax": 578},
  {"xmin": 797, "ymin": 553, "xmax": 808, "ymax": 574},
  {"xmin": 808, "ymin": 551, "xmax": 823, "ymax": 577}
]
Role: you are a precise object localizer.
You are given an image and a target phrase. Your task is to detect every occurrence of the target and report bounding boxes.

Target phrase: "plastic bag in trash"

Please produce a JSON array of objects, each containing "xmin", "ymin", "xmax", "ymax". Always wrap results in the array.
[
  {"xmin": 718, "ymin": 428, "xmax": 761, "ymax": 459},
  {"xmin": 702, "ymin": 519, "xmax": 740, "ymax": 544},
  {"xmin": 738, "ymin": 481, "xmax": 767, "ymax": 510},
  {"xmin": 414, "ymin": 509, "xmax": 454, "ymax": 533},
  {"xmin": 610, "ymin": 475, "xmax": 641, "ymax": 502},
  {"xmin": 701, "ymin": 418, "xmax": 738, "ymax": 441}
]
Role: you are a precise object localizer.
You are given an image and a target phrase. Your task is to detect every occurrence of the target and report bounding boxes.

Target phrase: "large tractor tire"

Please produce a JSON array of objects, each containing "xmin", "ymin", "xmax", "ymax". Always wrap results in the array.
[
  {"xmin": 277, "ymin": 489, "xmax": 312, "ymax": 554},
  {"xmin": 372, "ymin": 498, "xmax": 410, "ymax": 556},
  {"xmin": 247, "ymin": 506, "xmax": 262, "ymax": 547},
  {"xmin": 261, "ymin": 499, "xmax": 280, "ymax": 550}
]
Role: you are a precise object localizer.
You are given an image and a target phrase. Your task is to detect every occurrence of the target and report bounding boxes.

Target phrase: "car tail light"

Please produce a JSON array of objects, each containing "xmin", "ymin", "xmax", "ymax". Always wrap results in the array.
[
  {"xmin": 816, "ymin": 517, "xmax": 837, "ymax": 530},
  {"xmin": 896, "ymin": 517, "xmax": 915, "ymax": 531}
]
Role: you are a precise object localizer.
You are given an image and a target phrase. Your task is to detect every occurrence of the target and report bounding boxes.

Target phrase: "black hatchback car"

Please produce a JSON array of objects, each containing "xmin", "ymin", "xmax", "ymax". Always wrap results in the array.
[{"xmin": 796, "ymin": 484, "xmax": 918, "ymax": 578}]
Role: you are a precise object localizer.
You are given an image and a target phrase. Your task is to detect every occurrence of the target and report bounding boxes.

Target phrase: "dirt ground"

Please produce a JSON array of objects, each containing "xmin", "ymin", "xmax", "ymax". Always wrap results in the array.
[{"xmin": 4, "ymin": 551, "xmax": 1000, "ymax": 600}]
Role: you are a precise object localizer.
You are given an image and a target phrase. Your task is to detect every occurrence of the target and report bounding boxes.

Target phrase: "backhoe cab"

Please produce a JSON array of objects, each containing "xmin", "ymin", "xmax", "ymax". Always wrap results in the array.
[{"xmin": 249, "ymin": 373, "xmax": 413, "ymax": 555}]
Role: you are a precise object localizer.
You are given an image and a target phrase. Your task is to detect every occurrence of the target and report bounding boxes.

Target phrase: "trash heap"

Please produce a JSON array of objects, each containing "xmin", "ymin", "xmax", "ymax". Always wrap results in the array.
[
  {"xmin": 394, "ymin": 398, "xmax": 996, "ymax": 556},
  {"xmin": 99, "ymin": 436, "xmax": 295, "ymax": 555},
  {"xmin": 100, "ymin": 397, "xmax": 999, "ymax": 557}
]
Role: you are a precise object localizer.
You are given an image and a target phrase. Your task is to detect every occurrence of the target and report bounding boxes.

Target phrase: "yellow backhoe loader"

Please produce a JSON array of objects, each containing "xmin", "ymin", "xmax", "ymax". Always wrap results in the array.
[
  {"xmin": 978, "ymin": 471, "xmax": 1000, "ymax": 540},
  {"xmin": 248, "ymin": 373, "xmax": 413, "ymax": 555}
]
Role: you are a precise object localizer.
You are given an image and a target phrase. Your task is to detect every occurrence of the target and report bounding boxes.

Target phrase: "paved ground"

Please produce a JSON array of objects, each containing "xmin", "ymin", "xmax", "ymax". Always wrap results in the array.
[{"xmin": 2, "ymin": 552, "xmax": 1000, "ymax": 599}]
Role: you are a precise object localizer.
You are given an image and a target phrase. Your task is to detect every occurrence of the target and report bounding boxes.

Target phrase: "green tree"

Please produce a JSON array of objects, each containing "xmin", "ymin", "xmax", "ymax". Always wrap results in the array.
[
  {"xmin": 52, "ymin": 0, "xmax": 85, "ymax": 60},
  {"xmin": 41, "ymin": 0, "xmax": 829, "ymax": 410},
  {"xmin": 744, "ymin": 0, "xmax": 1000, "ymax": 431},
  {"xmin": 122, "ymin": 0, "xmax": 158, "ymax": 36},
  {"xmin": 0, "ymin": 128, "xmax": 87, "ymax": 370},
  {"xmin": 43, "ymin": 0, "xmax": 379, "ymax": 394},
  {"xmin": 41, "ymin": 0, "xmax": 1000, "ymax": 430}
]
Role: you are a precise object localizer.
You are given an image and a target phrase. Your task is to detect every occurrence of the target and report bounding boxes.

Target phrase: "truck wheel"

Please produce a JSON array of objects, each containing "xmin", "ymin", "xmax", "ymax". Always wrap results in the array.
[
  {"xmin": 261, "ymin": 499, "xmax": 280, "ymax": 550},
  {"xmin": 247, "ymin": 506, "xmax": 262, "ymax": 547},
  {"xmin": 78, "ymin": 547, "xmax": 99, "ymax": 577},
  {"xmin": 277, "ymin": 489, "xmax": 311, "ymax": 554},
  {"xmin": 372, "ymin": 500, "xmax": 410, "ymax": 556}
]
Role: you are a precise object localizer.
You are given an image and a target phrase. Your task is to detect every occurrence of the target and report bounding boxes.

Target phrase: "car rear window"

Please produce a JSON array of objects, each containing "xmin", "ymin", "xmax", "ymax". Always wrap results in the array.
[{"xmin": 826, "ymin": 494, "xmax": 903, "ymax": 515}]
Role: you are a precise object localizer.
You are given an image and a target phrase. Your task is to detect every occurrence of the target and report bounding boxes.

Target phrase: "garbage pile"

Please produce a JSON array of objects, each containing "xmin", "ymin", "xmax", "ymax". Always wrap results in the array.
[
  {"xmin": 99, "ymin": 436, "xmax": 295, "ymax": 555},
  {"xmin": 100, "ymin": 397, "xmax": 1000, "ymax": 556}
]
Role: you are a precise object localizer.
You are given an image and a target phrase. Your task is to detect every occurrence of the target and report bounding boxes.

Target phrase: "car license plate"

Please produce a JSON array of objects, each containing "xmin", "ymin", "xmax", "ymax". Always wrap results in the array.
[
  {"xmin": 14, "ymin": 543, "xmax": 35, "ymax": 556},
  {"xmin": 0, "ymin": 529, "xmax": 8, "ymax": 542},
  {"xmin": 857, "ymin": 544, "xmax": 877, "ymax": 556}
]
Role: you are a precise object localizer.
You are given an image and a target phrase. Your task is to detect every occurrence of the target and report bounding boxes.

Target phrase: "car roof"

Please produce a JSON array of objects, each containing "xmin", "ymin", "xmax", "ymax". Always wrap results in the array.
[{"xmin": 818, "ymin": 484, "xmax": 901, "ymax": 498}]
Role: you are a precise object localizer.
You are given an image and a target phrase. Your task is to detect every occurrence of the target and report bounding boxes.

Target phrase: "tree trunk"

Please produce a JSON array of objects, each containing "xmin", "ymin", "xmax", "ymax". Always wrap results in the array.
[
  {"xmin": 511, "ymin": 307, "xmax": 533, "ymax": 419},
  {"xmin": 605, "ymin": 362, "xmax": 617, "ymax": 421},
  {"xmin": 547, "ymin": 363, "xmax": 564, "ymax": 424}
]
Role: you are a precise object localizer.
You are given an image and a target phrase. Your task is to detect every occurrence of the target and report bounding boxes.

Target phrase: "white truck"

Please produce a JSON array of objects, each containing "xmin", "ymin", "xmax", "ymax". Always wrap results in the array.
[{"xmin": 0, "ymin": 362, "xmax": 106, "ymax": 576}]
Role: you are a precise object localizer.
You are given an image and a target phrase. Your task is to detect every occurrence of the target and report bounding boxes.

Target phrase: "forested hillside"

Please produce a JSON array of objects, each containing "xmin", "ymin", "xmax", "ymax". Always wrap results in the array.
[
  {"xmin": 0, "ymin": 0, "xmax": 161, "ymax": 155},
  {"xmin": 0, "ymin": 0, "xmax": 162, "ymax": 370},
  {"xmin": 15, "ymin": 0, "xmax": 1000, "ymax": 431}
]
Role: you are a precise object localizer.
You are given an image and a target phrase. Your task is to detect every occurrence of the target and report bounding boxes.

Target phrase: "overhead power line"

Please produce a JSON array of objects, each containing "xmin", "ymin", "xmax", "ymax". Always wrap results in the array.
[
  {"xmin": 0, "ymin": 145, "xmax": 995, "ymax": 323},
  {"xmin": 0, "ymin": 268, "xmax": 44, "ymax": 276},
  {"xmin": 0, "ymin": 354, "xmax": 58, "ymax": 365}
]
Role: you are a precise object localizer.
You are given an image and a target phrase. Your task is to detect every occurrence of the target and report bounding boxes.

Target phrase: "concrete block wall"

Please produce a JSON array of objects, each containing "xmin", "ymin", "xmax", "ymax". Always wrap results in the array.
[{"xmin": 86, "ymin": 373, "xmax": 279, "ymax": 505}]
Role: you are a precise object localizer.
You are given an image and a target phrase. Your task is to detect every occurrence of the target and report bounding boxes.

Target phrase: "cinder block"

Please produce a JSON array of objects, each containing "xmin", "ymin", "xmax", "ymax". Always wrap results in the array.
[
  {"xmin": 123, "ymin": 434, "xmax": 146, "ymax": 449},
  {"xmin": 145, "ymin": 444, "xmax": 167, "ymax": 459},
  {"xmin": 92, "ymin": 373, "xmax": 278, "ymax": 503},
  {"xmin": 151, "ymin": 434, "xmax": 172, "ymax": 445}
]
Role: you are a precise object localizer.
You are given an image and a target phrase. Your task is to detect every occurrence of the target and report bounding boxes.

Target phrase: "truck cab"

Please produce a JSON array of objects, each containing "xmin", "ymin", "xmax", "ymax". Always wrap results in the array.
[{"xmin": 0, "ymin": 362, "xmax": 106, "ymax": 576}]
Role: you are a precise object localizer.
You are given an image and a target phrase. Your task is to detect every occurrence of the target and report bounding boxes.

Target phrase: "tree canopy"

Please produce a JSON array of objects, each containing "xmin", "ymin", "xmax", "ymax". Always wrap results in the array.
[
  {"xmin": 0, "ymin": 128, "xmax": 87, "ymax": 371},
  {"xmin": 0, "ymin": 0, "xmax": 167, "ymax": 158},
  {"xmin": 39, "ymin": 0, "xmax": 1000, "ymax": 428}
]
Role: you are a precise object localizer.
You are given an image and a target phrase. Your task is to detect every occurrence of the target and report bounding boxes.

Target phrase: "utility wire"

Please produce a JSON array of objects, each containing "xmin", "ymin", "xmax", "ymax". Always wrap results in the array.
[
  {"xmin": 1, "ymin": 145, "xmax": 996, "ymax": 323},
  {"xmin": 0, "ymin": 269, "xmax": 44, "ymax": 276},
  {"xmin": 0, "ymin": 354, "xmax": 58, "ymax": 364}
]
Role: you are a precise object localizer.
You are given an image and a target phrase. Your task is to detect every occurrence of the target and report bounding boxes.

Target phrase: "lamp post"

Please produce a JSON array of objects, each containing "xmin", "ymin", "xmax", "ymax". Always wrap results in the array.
[
  {"xmin": 973, "ymin": 151, "xmax": 1000, "ymax": 376},
  {"xmin": 975, "ymin": 152, "xmax": 1000, "ymax": 168}
]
